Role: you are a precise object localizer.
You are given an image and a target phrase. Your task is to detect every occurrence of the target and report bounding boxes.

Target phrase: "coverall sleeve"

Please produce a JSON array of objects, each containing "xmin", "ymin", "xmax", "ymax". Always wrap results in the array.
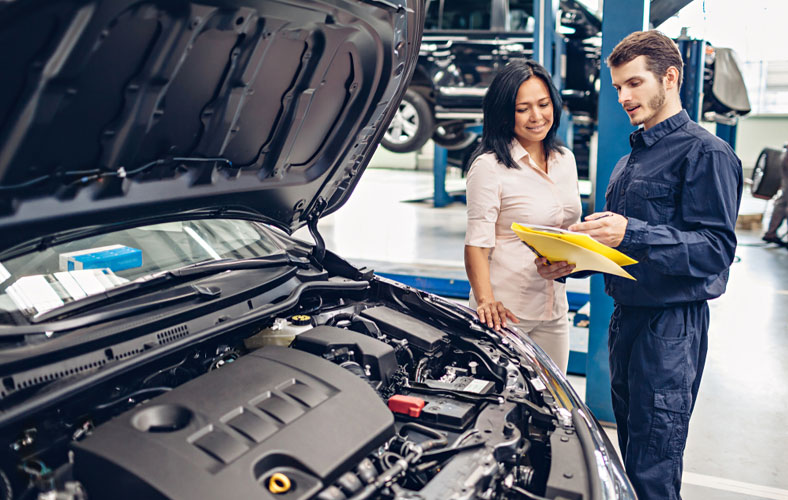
[{"xmin": 617, "ymin": 149, "xmax": 742, "ymax": 278}]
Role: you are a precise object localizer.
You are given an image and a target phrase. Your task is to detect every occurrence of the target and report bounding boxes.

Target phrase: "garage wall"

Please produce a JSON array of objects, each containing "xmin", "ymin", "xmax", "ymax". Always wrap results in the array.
[{"xmin": 728, "ymin": 115, "xmax": 788, "ymax": 169}]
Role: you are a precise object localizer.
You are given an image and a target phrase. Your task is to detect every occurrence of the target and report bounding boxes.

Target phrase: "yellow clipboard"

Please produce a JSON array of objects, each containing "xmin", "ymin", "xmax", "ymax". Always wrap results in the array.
[{"xmin": 511, "ymin": 222, "xmax": 638, "ymax": 280}]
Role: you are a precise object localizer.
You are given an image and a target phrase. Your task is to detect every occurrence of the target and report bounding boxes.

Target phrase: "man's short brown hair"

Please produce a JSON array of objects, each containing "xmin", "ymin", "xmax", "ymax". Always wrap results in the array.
[{"xmin": 607, "ymin": 30, "xmax": 684, "ymax": 88}]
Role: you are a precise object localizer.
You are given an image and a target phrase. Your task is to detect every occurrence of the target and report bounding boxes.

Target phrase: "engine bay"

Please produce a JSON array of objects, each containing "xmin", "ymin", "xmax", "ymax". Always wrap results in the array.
[{"xmin": 0, "ymin": 275, "xmax": 592, "ymax": 500}]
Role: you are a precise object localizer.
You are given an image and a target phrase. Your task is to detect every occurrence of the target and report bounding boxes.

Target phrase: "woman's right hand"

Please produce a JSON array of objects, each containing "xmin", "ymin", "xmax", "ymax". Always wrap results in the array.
[
  {"xmin": 476, "ymin": 299, "xmax": 519, "ymax": 331},
  {"xmin": 534, "ymin": 257, "xmax": 575, "ymax": 280}
]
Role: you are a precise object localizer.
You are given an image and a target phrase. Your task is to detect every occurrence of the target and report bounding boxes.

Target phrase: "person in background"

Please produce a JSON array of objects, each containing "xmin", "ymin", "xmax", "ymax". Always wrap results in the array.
[
  {"xmin": 464, "ymin": 59, "xmax": 581, "ymax": 373},
  {"xmin": 762, "ymin": 145, "xmax": 788, "ymax": 246},
  {"xmin": 537, "ymin": 31, "xmax": 742, "ymax": 500}
]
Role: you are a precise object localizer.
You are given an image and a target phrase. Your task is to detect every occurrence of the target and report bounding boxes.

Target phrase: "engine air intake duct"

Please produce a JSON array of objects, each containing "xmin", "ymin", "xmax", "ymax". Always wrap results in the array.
[
  {"xmin": 292, "ymin": 325, "xmax": 398, "ymax": 384},
  {"xmin": 360, "ymin": 306, "xmax": 447, "ymax": 353}
]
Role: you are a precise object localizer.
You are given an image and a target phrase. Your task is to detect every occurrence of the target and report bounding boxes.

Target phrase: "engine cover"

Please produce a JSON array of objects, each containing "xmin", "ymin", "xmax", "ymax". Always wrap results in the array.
[{"xmin": 72, "ymin": 346, "xmax": 395, "ymax": 500}]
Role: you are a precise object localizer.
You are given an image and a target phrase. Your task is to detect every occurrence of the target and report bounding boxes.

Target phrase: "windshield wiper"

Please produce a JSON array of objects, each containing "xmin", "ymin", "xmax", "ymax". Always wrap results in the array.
[{"xmin": 29, "ymin": 253, "xmax": 307, "ymax": 324}]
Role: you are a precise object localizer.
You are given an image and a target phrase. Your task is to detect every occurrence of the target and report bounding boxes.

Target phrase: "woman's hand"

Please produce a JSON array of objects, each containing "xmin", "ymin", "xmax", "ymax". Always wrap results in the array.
[
  {"xmin": 476, "ymin": 298, "xmax": 519, "ymax": 331},
  {"xmin": 534, "ymin": 257, "xmax": 575, "ymax": 280}
]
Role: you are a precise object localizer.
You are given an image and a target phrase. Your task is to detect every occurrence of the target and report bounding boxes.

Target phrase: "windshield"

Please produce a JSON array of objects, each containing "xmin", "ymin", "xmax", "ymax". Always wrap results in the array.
[{"xmin": 0, "ymin": 219, "xmax": 282, "ymax": 324}]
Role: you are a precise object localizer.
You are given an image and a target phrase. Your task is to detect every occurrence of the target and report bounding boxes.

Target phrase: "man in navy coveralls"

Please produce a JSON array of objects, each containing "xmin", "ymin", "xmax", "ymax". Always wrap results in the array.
[{"xmin": 537, "ymin": 31, "xmax": 742, "ymax": 499}]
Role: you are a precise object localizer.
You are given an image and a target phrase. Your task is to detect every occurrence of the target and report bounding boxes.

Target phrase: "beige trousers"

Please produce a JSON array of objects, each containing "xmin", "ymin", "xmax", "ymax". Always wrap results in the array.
[{"xmin": 514, "ymin": 315, "xmax": 570, "ymax": 373}]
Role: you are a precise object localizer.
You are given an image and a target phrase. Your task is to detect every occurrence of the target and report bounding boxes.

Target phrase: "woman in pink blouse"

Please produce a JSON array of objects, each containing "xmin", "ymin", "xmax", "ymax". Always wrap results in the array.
[{"xmin": 464, "ymin": 60, "xmax": 581, "ymax": 373}]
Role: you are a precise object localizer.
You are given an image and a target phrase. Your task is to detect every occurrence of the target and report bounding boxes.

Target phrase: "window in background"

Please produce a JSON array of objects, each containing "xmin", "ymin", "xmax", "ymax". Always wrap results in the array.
[{"xmin": 743, "ymin": 60, "xmax": 788, "ymax": 115}]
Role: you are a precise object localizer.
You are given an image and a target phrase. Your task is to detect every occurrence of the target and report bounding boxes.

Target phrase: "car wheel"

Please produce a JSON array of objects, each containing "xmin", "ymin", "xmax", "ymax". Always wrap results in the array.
[
  {"xmin": 381, "ymin": 89, "xmax": 434, "ymax": 153},
  {"xmin": 751, "ymin": 147, "xmax": 785, "ymax": 199},
  {"xmin": 432, "ymin": 122, "xmax": 480, "ymax": 151}
]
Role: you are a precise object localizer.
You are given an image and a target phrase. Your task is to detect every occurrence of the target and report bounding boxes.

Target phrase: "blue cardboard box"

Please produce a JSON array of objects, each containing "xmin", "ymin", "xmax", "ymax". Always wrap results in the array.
[{"xmin": 59, "ymin": 245, "xmax": 142, "ymax": 273}]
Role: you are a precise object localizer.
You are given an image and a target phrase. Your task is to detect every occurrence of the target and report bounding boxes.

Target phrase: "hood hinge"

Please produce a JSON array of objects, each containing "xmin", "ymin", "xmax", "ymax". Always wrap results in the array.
[{"xmin": 307, "ymin": 197, "xmax": 327, "ymax": 266}]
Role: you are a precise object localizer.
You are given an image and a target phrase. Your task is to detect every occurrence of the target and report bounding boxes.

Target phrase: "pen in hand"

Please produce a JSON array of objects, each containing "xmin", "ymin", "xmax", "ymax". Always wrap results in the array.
[{"xmin": 522, "ymin": 241, "xmax": 551, "ymax": 265}]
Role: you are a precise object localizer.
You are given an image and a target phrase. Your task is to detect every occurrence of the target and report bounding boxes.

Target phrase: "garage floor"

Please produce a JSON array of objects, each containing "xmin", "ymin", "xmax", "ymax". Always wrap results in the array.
[{"xmin": 295, "ymin": 164, "xmax": 788, "ymax": 500}]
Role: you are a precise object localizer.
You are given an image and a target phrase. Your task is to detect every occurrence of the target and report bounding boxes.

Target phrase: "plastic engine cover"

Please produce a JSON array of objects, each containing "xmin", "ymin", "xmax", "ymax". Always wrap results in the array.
[{"xmin": 72, "ymin": 346, "xmax": 395, "ymax": 500}]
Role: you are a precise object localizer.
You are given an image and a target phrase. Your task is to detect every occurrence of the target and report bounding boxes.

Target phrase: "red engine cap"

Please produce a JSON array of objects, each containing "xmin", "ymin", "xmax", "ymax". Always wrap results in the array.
[{"xmin": 387, "ymin": 395, "xmax": 426, "ymax": 418}]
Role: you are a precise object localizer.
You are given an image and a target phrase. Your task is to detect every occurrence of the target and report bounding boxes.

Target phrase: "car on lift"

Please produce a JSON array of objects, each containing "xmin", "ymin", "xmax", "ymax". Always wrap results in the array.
[
  {"xmin": 380, "ymin": 0, "xmax": 602, "ymax": 153},
  {"xmin": 0, "ymin": 1, "xmax": 636, "ymax": 499}
]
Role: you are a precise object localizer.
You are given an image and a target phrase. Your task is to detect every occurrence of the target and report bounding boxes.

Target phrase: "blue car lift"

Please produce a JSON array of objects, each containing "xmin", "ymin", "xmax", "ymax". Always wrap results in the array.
[{"xmin": 586, "ymin": 0, "xmax": 650, "ymax": 423}]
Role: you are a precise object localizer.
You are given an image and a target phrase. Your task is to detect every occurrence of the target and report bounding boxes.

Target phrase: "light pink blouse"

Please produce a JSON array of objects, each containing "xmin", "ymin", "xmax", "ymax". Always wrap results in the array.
[{"xmin": 465, "ymin": 140, "xmax": 582, "ymax": 320}]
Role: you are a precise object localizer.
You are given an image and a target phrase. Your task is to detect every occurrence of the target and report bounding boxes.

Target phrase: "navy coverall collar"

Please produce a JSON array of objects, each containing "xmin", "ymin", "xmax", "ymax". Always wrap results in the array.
[{"xmin": 629, "ymin": 109, "xmax": 690, "ymax": 149}]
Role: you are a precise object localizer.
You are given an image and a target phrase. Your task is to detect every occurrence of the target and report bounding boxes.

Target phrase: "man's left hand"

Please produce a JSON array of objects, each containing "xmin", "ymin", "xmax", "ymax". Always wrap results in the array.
[{"xmin": 569, "ymin": 212, "xmax": 628, "ymax": 247}]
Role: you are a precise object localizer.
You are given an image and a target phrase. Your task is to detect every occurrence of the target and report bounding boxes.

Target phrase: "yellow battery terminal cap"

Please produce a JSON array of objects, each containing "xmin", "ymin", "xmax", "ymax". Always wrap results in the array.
[{"xmin": 269, "ymin": 473, "xmax": 291, "ymax": 494}]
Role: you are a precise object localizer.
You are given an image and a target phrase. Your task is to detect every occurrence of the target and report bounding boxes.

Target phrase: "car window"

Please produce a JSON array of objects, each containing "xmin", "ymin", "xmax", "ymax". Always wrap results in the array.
[
  {"xmin": 508, "ymin": 0, "xmax": 534, "ymax": 31},
  {"xmin": 0, "ymin": 219, "xmax": 283, "ymax": 323},
  {"xmin": 441, "ymin": 0, "xmax": 492, "ymax": 30}
]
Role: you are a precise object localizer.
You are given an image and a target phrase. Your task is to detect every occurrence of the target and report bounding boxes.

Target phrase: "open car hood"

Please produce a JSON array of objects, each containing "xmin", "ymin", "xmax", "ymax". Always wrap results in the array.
[{"xmin": 0, "ymin": 0, "xmax": 423, "ymax": 255}]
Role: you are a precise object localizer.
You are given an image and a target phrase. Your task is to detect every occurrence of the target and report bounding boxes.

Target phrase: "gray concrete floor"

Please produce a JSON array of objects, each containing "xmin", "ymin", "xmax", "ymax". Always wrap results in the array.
[{"xmin": 295, "ymin": 164, "xmax": 788, "ymax": 500}]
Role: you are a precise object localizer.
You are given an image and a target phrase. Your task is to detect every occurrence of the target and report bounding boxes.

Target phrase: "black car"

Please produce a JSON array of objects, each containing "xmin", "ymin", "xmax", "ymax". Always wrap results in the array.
[
  {"xmin": 0, "ymin": 1, "xmax": 635, "ymax": 499},
  {"xmin": 380, "ymin": 0, "xmax": 601, "ymax": 153}
]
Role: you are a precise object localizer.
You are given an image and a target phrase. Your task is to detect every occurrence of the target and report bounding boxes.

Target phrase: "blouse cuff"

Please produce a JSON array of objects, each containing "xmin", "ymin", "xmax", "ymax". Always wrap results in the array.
[{"xmin": 465, "ymin": 220, "xmax": 496, "ymax": 247}]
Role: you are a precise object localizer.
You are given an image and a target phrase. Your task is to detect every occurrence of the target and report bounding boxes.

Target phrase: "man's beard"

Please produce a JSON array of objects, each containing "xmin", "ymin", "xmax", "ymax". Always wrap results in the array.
[
  {"xmin": 630, "ymin": 85, "xmax": 665, "ymax": 126},
  {"xmin": 631, "ymin": 85, "xmax": 666, "ymax": 126}
]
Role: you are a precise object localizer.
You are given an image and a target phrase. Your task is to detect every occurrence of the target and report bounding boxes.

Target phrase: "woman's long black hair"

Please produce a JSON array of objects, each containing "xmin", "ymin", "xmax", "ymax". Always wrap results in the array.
[{"xmin": 470, "ymin": 59, "xmax": 563, "ymax": 170}]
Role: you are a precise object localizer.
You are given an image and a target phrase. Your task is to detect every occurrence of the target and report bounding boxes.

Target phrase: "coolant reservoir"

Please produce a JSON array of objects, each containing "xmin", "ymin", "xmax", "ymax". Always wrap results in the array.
[{"xmin": 244, "ymin": 315, "xmax": 314, "ymax": 349}]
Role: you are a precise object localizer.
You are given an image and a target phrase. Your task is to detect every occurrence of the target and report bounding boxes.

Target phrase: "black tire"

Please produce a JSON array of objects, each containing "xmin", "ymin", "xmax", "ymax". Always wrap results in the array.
[
  {"xmin": 751, "ymin": 147, "xmax": 785, "ymax": 199},
  {"xmin": 432, "ymin": 122, "xmax": 480, "ymax": 151},
  {"xmin": 380, "ymin": 89, "xmax": 434, "ymax": 153}
]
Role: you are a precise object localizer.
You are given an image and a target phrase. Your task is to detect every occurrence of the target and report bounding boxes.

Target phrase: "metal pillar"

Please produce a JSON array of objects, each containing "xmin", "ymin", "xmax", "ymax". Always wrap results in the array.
[
  {"xmin": 557, "ymin": 109, "xmax": 573, "ymax": 149},
  {"xmin": 716, "ymin": 123, "xmax": 737, "ymax": 150},
  {"xmin": 432, "ymin": 124, "xmax": 482, "ymax": 207},
  {"xmin": 433, "ymin": 145, "xmax": 451, "ymax": 207},
  {"xmin": 677, "ymin": 38, "xmax": 706, "ymax": 122},
  {"xmin": 533, "ymin": 0, "xmax": 558, "ymax": 78},
  {"xmin": 588, "ymin": 0, "xmax": 649, "ymax": 423}
]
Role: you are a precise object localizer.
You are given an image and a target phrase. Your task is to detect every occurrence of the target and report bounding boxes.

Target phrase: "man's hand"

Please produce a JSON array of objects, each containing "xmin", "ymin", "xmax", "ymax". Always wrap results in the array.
[
  {"xmin": 534, "ymin": 257, "xmax": 575, "ymax": 280},
  {"xmin": 569, "ymin": 212, "xmax": 628, "ymax": 247},
  {"xmin": 476, "ymin": 299, "xmax": 519, "ymax": 331}
]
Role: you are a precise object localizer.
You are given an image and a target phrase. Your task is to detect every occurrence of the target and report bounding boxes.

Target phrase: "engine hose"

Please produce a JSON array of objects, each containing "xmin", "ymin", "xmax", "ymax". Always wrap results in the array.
[
  {"xmin": 397, "ymin": 423, "xmax": 448, "ymax": 451},
  {"xmin": 325, "ymin": 312, "xmax": 354, "ymax": 327},
  {"xmin": 0, "ymin": 469, "xmax": 11, "ymax": 500},
  {"xmin": 349, "ymin": 451, "xmax": 417, "ymax": 500},
  {"xmin": 326, "ymin": 313, "xmax": 382, "ymax": 338},
  {"xmin": 414, "ymin": 357, "xmax": 428, "ymax": 382},
  {"xmin": 350, "ymin": 428, "xmax": 451, "ymax": 500},
  {"xmin": 94, "ymin": 386, "xmax": 172, "ymax": 411}
]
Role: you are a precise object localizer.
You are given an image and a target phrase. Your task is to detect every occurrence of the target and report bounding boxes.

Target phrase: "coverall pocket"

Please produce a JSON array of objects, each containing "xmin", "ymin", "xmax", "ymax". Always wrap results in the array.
[
  {"xmin": 647, "ymin": 306, "xmax": 688, "ymax": 340},
  {"xmin": 627, "ymin": 179, "xmax": 678, "ymax": 225},
  {"xmin": 647, "ymin": 389, "xmax": 692, "ymax": 459}
]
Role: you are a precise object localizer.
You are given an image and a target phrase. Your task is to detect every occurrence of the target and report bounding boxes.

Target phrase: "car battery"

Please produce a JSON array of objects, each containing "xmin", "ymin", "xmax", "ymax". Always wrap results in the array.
[
  {"xmin": 391, "ymin": 392, "xmax": 481, "ymax": 431},
  {"xmin": 413, "ymin": 394, "xmax": 480, "ymax": 431},
  {"xmin": 423, "ymin": 376, "xmax": 495, "ymax": 395}
]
